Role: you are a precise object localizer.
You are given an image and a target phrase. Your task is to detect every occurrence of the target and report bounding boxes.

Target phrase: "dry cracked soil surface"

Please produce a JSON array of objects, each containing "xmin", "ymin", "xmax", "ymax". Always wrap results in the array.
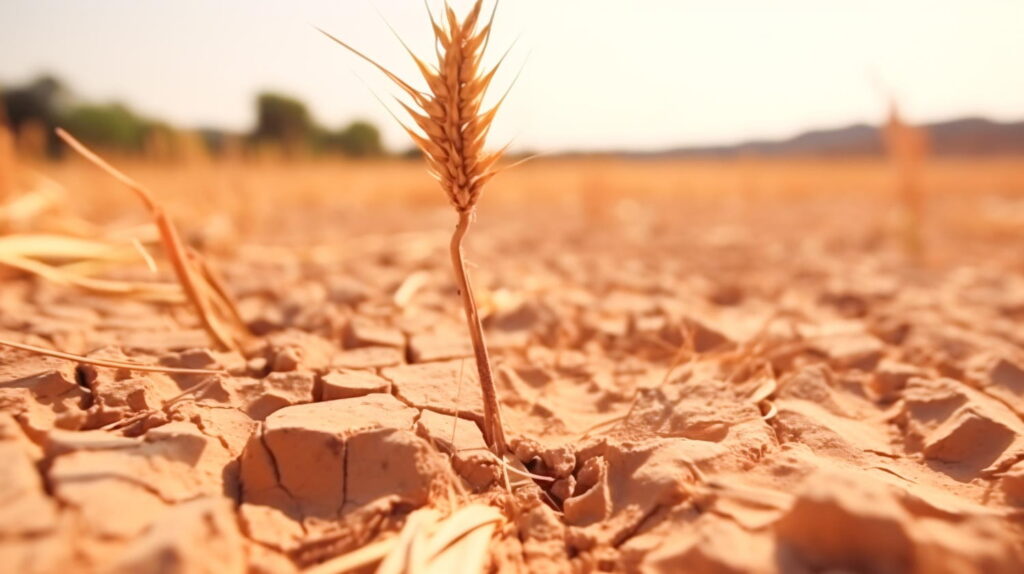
[{"xmin": 2, "ymin": 189, "xmax": 1024, "ymax": 573}]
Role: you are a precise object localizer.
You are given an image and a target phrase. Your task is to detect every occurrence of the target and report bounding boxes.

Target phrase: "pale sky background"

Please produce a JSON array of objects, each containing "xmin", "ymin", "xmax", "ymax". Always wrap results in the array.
[{"xmin": 0, "ymin": 0, "xmax": 1022, "ymax": 153}]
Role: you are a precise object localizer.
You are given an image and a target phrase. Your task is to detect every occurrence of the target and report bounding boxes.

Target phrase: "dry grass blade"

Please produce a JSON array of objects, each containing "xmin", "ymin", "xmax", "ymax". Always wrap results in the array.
[
  {"xmin": 0, "ymin": 233, "xmax": 179, "ymax": 300},
  {"xmin": 393, "ymin": 270, "xmax": 431, "ymax": 308},
  {"xmin": 0, "ymin": 184, "xmax": 61, "ymax": 229},
  {"xmin": 421, "ymin": 505, "xmax": 500, "ymax": 574},
  {"xmin": 302, "ymin": 504, "xmax": 502, "ymax": 574},
  {"xmin": 323, "ymin": 0, "xmax": 511, "ymax": 454},
  {"xmin": 376, "ymin": 508, "xmax": 440, "ymax": 574},
  {"xmin": 0, "ymin": 252, "xmax": 184, "ymax": 302},
  {"xmin": 0, "ymin": 122, "xmax": 15, "ymax": 206},
  {"xmin": 0, "ymin": 233, "xmax": 140, "ymax": 261},
  {"xmin": 423, "ymin": 505, "xmax": 502, "ymax": 560},
  {"xmin": 55, "ymin": 128, "xmax": 252, "ymax": 353},
  {"xmin": 0, "ymin": 338, "xmax": 225, "ymax": 375},
  {"xmin": 185, "ymin": 247, "xmax": 251, "ymax": 334},
  {"xmin": 101, "ymin": 376, "xmax": 222, "ymax": 431},
  {"xmin": 301, "ymin": 539, "xmax": 396, "ymax": 574}
]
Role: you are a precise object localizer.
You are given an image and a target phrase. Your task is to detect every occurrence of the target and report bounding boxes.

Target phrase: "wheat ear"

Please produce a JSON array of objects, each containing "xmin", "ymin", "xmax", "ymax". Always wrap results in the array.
[{"xmin": 321, "ymin": 0, "xmax": 509, "ymax": 453}]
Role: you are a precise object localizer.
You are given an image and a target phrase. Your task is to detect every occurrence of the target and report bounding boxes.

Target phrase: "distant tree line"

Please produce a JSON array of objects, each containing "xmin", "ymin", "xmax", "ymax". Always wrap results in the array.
[{"xmin": 0, "ymin": 75, "xmax": 387, "ymax": 159}]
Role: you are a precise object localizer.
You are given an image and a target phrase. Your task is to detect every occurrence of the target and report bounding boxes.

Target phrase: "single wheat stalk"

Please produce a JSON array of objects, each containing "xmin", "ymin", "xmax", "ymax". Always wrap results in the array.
[
  {"xmin": 0, "ymin": 122, "xmax": 14, "ymax": 207},
  {"xmin": 321, "ymin": 0, "xmax": 510, "ymax": 453},
  {"xmin": 883, "ymin": 99, "xmax": 928, "ymax": 262}
]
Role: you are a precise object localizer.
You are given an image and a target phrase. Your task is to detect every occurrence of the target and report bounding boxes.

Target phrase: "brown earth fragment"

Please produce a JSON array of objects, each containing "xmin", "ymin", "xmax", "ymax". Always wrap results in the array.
[
  {"xmin": 565, "ymin": 438, "xmax": 710, "ymax": 549},
  {"xmin": 415, "ymin": 409, "xmax": 498, "ymax": 489},
  {"xmin": 775, "ymin": 468, "xmax": 1024, "ymax": 574},
  {"xmin": 48, "ymin": 421, "xmax": 235, "ymax": 539},
  {"xmin": 0, "ymin": 347, "xmax": 88, "ymax": 433},
  {"xmin": 197, "ymin": 371, "xmax": 315, "ymax": 420},
  {"xmin": 872, "ymin": 358, "xmax": 927, "ymax": 401},
  {"xmin": 263, "ymin": 331, "xmax": 339, "ymax": 372},
  {"xmin": 922, "ymin": 407, "xmax": 1016, "ymax": 470},
  {"xmin": 408, "ymin": 330, "xmax": 472, "ymax": 362},
  {"xmin": 810, "ymin": 331, "xmax": 885, "ymax": 370},
  {"xmin": 240, "ymin": 395, "xmax": 418, "ymax": 520},
  {"xmin": 343, "ymin": 318, "xmax": 404, "ymax": 349},
  {"xmin": 342, "ymin": 428, "xmax": 457, "ymax": 511},
  {"xmin": 109, "ymin": 497, "xmax": 245, "ymax": 574},
  {"xmin": 330, "ymin": 345, "xmax": 404, "ymax": 369},
  {"xmin": 326, "ymin": 276, "xmax": 371, "ymax": 306},
  {"xmin": 119, "ymin": 329, "xmax": 210, "ymax": 352},
  {"xmin": 676, "ymin": 315, "xmax": 734, "ymax": 353},
  {"xmin": 1002, "ymin": 462, "xmax": 1024, "ymax": 501},
  {"xmin": 168, "ymin": 402, "xmax": 258, "ymax": 457},
  {"xmin": 84, "ymin": 374, "xmax": 180, "ymax": 428},
  {"xmin": 382, "ymin": 359, "xmax": 485, "ymax": 423},
  {"xmin": 900, "ymin": 377, "xmax": 1024, "ymax": 478},
  {"xmin": 982, "ymin": 357, "xmax": 1024, "ymax": 417},
  {"xmin": 641, "ymin": 514, "xmax": 777, "ymax": 574},
  {"xmin": 775, "ymin": 469, "xmax": 914, "ymax": 574},
  {"xmin": 513, "ymin": 502, "xmax": 574, "ymax": 573},
  {"xmin": 0, "ymin": 441, "xmax": 58, "ymax": 537},
  {"xmin": 320, "ymin": 369, "xmax": 390, "ymax": 401}
]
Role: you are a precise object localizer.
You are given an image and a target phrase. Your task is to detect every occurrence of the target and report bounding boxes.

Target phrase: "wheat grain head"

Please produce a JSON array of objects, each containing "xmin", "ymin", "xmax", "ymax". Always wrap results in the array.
[
  {"xmin": 322, "ymin": 0, "xmax": 512, "ymax": 454},
  {"xmin": 320, "ymin": 0, "xmax": 507, "ymax": 212}
]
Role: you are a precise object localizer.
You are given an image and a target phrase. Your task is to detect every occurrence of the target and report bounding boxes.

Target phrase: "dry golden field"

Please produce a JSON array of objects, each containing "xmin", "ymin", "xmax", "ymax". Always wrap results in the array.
[{"xmin": 3, "ymin": 152, "xmax": 1024, "ymax": 573}]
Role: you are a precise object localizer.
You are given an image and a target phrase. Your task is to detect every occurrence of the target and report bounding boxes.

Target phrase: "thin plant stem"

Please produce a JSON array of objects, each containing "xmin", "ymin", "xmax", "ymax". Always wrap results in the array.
[{"xmin": 450, "ymin": 209, "xmax": 506, "ymax": 454}]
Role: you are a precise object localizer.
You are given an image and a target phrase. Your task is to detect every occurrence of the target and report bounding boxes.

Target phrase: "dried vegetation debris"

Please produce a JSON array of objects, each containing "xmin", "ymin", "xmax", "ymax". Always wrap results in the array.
[{"xmin": 3, "ymin": 189, "xmax": 1024, "ymax": 572}]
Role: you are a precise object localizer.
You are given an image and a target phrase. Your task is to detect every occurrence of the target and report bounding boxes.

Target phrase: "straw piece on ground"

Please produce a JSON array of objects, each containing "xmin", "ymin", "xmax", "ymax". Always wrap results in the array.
[
  {"xmin": 0, "ymin": 338, "xmax": 225, "ymax": 375},
  {"xmin": 55, "ymin": 128, "xmax": 252, "ymax": 353}
]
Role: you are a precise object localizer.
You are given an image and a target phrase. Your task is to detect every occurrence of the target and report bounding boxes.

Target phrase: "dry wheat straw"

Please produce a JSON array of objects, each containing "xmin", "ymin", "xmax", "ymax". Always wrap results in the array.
[
  {"xmin": 56, "ymin": 129, "xmax": 253, "ymax": 353},
  {"xmin": 884, "ymin": 99, "xmax": 928, "ymax": 261},
  {"xmin": 321, "ymin": 0, "xmax": 510, "ymax": 453},
  {"xmin": 303, "ymin": 504, "xmax": 502, "ymax": 574},
  {"xmin": 0, "ymin": 123, "xmax": 14, "ymax": 206},
  {"xmin": 0, "ymin": 338, "xmax": 224, "ymax": 375}
]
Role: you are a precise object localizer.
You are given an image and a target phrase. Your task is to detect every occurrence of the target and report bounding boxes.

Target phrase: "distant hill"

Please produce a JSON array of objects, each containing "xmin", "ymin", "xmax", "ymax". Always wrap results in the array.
[{"xmin": 630, "ymin": 117, "xmax": 1024, "ymax": 159}]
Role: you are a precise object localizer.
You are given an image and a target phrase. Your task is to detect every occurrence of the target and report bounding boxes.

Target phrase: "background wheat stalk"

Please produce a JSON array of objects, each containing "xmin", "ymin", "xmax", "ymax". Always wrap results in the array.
[
  {"xmin": 321, "ymin": 0, "xmax": 510, "ymax": 453},
  {"xmin": 884, "ymin": 99, "xmax": 929, "ymax": 262}
]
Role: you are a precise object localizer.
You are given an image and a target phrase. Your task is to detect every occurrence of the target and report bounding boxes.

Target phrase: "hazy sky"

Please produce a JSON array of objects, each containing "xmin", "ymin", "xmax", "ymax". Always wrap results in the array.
[{"xmin": 1, "ymin": 0, "xmax": 1022, "ymax": 152}]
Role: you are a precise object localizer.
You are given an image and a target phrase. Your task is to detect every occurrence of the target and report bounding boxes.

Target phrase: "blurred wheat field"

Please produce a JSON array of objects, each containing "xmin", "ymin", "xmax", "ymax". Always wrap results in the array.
[{"xmin": 33, "ymin": 156, "xmax": 1024, "ymax": 251}]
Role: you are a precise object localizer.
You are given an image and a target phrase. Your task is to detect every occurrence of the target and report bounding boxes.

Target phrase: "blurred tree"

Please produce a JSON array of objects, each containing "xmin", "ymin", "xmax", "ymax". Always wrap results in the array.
[
  {"xmin": 143, "ymin": 121, "xmax": 178, "ymax": 161},
  {"xmin": 336, "ymin": 120, "xmax": 383, "ymax": 157},
  {"xmin": 61, "ymin": 103, "xmax": 150, "ymax": 152},
  {"xmin": 253, "ymin": 92, "xmax": 313, "ymax": 157},
  {"xmin": 1, "ymin": 75, "xmax": 71, "ymax": 157},
  {"xmin": 318, "ymin": 120, "xmax": 384, "ymax": 158}
]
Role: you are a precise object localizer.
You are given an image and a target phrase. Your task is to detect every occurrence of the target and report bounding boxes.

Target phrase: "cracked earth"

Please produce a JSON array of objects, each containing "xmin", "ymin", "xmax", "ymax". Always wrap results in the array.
[{"xmin": 2, "ymin": 160, "xmax": 1024, "ymax": 573}]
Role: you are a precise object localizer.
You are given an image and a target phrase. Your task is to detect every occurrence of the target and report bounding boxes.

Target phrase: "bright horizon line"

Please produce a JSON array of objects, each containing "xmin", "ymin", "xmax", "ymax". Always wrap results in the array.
[{"xmin": 2, "ymin": 1, "xmax": 1022, "ymax": 154}]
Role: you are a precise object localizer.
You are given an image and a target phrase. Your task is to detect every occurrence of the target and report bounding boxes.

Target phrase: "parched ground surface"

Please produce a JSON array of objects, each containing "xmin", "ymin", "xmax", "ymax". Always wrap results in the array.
[{"xmin": 2, "ymin": 160, "xmax": 1024, "ymax": 573}]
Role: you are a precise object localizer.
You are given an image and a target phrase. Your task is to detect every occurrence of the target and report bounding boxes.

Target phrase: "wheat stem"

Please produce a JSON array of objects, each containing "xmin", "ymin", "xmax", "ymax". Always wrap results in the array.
[
  {"xmin": 322, "ymin": 0, "xmax": 511, "ymax": 454},
  {"xmin": 450, "ymin": 209, "xmax": 506, "ymax": 453}
]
